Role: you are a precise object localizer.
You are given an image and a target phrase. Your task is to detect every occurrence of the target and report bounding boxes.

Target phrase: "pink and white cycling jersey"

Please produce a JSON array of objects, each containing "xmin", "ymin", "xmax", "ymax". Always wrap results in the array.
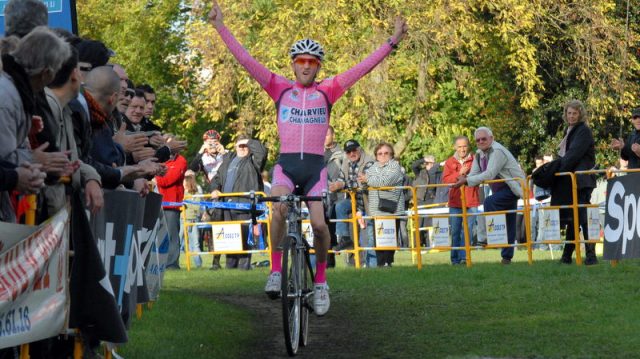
[{"xmin": 218, "ymin": 25, "xmax": 396, "ymax": 158}]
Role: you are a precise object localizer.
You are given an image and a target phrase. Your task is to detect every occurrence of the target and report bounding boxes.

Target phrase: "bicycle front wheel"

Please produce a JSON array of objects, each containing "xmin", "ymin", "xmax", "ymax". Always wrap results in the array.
[
  {"xmin": 299, "ymin": 248, "xmax": 313, "ymax": 347},
  {"xmin": 281, "ymin": 236, "xmax": 301, "ymax": 356}
]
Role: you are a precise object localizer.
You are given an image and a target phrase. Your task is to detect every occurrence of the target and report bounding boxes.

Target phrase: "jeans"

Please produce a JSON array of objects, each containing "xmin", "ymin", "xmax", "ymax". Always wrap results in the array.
[
  {"xmin": 335, "ymin": 199, "xmax": 353, "ymax": 238},
  {"xmin": 449, "ymin": 207, "xmax": 478, "ymax": 264},
  {"xmin": 363, "ymin": 220, "xmax": 378, "ymax": 268},
  {"xmin": 165, "ymin": 209, "xmax": 182, "ymax": 268},
  {"xmin": 483, "ymin": 188, "xmax": 519, "ymax": 260},
  {"xmin": 180, "ymin": 220, "xmax": 203, "ymax": 268}
]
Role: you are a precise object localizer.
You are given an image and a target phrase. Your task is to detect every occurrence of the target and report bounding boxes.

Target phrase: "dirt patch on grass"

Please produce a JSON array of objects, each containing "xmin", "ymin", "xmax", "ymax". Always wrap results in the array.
[{"xmin": 216, "ymin": 291, "xmax": 362, "ymax": 358}]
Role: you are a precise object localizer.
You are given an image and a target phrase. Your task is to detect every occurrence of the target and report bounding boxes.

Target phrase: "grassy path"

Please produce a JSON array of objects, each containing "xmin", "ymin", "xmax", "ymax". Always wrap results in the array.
[{"xmin": 119, "ymin": 251, "xmax": 640, "ymax": 358}]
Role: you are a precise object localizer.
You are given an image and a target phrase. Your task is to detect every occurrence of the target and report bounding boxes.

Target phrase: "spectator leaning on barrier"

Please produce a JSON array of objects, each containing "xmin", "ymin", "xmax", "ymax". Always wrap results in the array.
[
  {"xmin": 210, "ymin": 135, "xmax": 267, "ymax": 270},
  {"xmin": 0, "ymin": 27, "xmax": 72, "ymax": 223},
  {"xmin": 610, "ymin": 108, "xmax": 640, "ymax": 170},
  {"xmin": 453, "ymin": 127, "xmax": 525, "ymax": 265},
  {"xmin": 442, "ymin": 135, "xmax": 479, "ymax": 265},
  {"xmin": 156, "ymin": 141, "xmax": 188, "ymax": 270},
  {"xmin": 43, "ymin": 46, "xmax": 104, "ymax": 216},
  {"xmin": 552, "ymin": 100, "xmax": 597, "ymax": 265},
  {"xmin": 361, "ymin": 142, "xmax": 405, "ymax": 267},
  {"xmin": 332, "ymin": 139, "xmax": 374, "ymax": 254}
]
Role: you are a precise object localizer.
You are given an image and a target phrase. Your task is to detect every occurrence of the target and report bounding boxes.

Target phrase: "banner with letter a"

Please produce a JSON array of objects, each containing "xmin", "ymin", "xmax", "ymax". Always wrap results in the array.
[
  {"xmin": 604, "ymin": 174, "xmax": 640, "ymax": 259},
  {"xmin": 145, "ymin": 209, "xmax": 169, "ymax": 302},
  {"xmin": 0, "ymin": 207, "xmax": 69, "ymax": 349}
]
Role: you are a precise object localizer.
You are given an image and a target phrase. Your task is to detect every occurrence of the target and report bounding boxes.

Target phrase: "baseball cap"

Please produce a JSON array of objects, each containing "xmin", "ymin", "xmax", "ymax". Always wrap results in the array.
[
  {"xmin": 632, "ymin": 108, "xmax": 640, "ymax": 118},
  {"xmin": 343, "ymin": 139, "xmax": 360, "ymax": 152}
]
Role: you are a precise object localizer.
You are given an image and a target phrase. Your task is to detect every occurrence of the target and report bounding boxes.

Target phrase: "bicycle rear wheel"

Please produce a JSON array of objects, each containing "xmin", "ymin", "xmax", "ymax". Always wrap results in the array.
[
  {"xmin": 299, "ymin": 249, "xmax": 313, "ymax": 347},
  {"xmin": 281, "ymin": 236, "xmax": 301, "ymax": 356}
]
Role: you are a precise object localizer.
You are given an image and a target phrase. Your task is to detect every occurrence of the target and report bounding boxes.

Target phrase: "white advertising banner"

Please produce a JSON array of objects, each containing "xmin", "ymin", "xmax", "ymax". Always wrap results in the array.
[
  {"xmin": 374, "ymin": 219, "xmax": 397, "ymax": 248},
  {"xmin": 0, "ymin": 208, "xmax": 69, "ymax": 349},
  {"xmin": 587, "ymin": 208, "xmax": 601, "ymax": 241},
  {"xmin": 485, "ymin": 214, "xmax": 508, "ymax": 245},
  {"xmin": 302, "ymin": 221, "xmax": 314, "ymax": 248},
  {"xmin": 540, "ymin": 209, "xmax": 561, "ymax": 241},
  {"xmin": 212, "ymin": 224, "xmax": 243, "ymax": 252},
  {"xmin": 432, "ymin": 218, "xmax": 450, "ymax": 247}
]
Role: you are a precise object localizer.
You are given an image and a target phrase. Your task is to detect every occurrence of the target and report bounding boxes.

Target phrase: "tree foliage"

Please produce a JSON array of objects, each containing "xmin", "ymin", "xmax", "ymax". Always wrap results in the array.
[{"xmin": 80, "ymin": 0, "xmax": 640, "ymax": 172}]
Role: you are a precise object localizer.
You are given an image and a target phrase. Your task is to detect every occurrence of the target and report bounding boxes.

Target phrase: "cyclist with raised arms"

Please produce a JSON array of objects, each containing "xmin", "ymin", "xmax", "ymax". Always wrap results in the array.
[{"xmin": 208, "ymin": 1, "xmax": 408, "ymax": 316}]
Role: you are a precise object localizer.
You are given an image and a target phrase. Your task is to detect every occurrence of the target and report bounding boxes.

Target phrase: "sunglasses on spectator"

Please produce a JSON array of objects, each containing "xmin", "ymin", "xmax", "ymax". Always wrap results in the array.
[
  {"xmin": 236, "ymin": 144, "xmax": 248, "ymax": 148},
  {"xmin": 475, "ymin": 137, "xmax": 489, "ymax": 143},
  {"xmin": 79, "ymin": 65, "xmax": 92, "ymax": 72},
  {"xmin": 293, "ymin": 57, "xmax": 320, "ymax": 68},
  {"xmin": 376, "ymin": 151, "xmax": 391, "ymax": 156},
  {"xmin": 125, "ymin": 89, "xmax": 135, "ymax": 98}
]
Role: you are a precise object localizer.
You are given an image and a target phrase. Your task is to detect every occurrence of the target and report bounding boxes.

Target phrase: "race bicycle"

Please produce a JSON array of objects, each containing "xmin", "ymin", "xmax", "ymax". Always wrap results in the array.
[{"xmin": 250, "ymin": 191, "xmax": 327, "ymax": 356}]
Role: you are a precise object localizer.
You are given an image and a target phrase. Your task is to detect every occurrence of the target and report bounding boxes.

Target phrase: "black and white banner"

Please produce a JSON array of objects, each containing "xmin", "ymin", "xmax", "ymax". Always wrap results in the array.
[
  {"xmin": 604, "ymin": 174, "xmax": 640, "ymax": 259},
  {"xmin": 91, "ymin": 190, "xmax": 144, "ymax": 327}
]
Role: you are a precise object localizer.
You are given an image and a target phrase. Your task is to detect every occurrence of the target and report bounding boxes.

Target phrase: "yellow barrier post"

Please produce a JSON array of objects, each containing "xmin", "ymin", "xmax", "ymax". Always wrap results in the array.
[
  {"xmin": 460, "ymin": 186, "xmax": 472, "ymax": 267},
  {"xmin": 522, "ymin": 178, "xmax": 533, "ymax": 265},
  {"xmin": 19, "ymin": 344, "xmax": 29, "ymax": 359},
  {"xmin": 349, "ymin": 189, "xmax": 362, "ymax": 269},
  {"xmin": 181, "ymin": 203, "xmax": 191, "ymax": 272},
  {"xmin": 19, "ymin": 194, "xmax": 37, "ymax": 359},
  {"xmin": 73, "ymin": 330, "xmax": 83, "ymax": 359},
  {"xmin": 410, "ymin": 186, "xmax": 422, "ymax": 270},
  {"xmin": 567, "ymin": 172, "xmax": 582, "ymax": 265}
]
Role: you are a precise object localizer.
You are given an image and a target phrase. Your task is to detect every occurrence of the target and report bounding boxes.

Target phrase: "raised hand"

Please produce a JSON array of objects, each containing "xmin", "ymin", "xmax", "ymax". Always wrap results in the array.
[
  {"xmin": 393, "ymin": 16, "xmax": 408, "ymax": 43},
  {"xmin": 610, "ymin": 138, "xmax": 624, "ymax": 150},
  {"xmin": 208, "ymin": 0, "xmax": 224, "ymax": 28}
]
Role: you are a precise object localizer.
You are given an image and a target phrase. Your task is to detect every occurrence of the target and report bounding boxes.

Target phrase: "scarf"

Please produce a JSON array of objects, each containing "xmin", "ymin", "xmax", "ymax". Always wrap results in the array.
[
  {"xmin": 558, "ymin": 125, "xmax": 574, "ymax": 157},
  {"xmin": 84, "ymin": 90, "xmax": 108, "ymax": 129}
]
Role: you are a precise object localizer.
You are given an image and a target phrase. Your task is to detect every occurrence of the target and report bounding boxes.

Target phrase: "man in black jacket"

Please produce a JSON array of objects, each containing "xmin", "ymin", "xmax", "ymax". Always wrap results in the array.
[
  {"xmin": 611, "ymin": 108, "xmax": 640, "ymax": 170},
  {"xmin": 210, "ymin": 135, "xmax": 267, "ymax": 269}
]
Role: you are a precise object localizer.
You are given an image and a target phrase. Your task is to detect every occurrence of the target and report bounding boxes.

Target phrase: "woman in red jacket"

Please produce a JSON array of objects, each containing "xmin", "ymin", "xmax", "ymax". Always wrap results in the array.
[{"xmin": 156, "ymin": 150, "xmax": 187, "ymax": 269}]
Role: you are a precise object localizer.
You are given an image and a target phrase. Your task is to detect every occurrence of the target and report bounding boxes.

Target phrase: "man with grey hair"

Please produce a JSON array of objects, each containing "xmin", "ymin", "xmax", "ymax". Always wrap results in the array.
[
  {"xmin": 0, "ymin": 27, "xmax": 72, "ymax": 222},
  {"xmin": 3, "ymin": 0, "xmax": 48, "ymax": 38},
  {"xmin": 453, "ymin": 127, "xmax": 525, "ymax": 264}
]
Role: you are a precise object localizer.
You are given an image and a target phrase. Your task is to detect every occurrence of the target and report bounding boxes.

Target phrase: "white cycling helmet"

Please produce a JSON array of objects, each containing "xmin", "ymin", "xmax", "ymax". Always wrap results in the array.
[{"xmin": 289, "ymin": 39, "xmax": 324, "ymax": 61}]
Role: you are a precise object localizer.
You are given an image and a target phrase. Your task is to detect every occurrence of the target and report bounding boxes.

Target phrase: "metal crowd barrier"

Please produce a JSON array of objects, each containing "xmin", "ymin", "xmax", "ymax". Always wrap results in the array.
[{"xmin": 181, "ymin": 192, "xmax": 271, "ymax": 271}]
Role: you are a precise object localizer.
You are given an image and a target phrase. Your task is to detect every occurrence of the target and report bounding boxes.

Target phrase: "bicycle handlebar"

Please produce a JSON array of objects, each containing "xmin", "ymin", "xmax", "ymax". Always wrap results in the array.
[{"xmin": 248, "ymin": 191, "xmax": 328, "ymax": 225}]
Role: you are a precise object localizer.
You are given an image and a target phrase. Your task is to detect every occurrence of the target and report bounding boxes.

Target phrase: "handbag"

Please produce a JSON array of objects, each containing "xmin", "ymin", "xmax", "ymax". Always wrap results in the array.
[{"xmin": 377, "ymin": 190, "xmax": 401, "ymax": 213}]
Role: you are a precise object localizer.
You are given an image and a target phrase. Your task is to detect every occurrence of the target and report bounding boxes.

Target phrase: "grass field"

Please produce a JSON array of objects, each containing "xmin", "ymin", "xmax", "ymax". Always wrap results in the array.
[{"xmin": 118, "ymin": 249, "xmax": 640, "ymax": 358}]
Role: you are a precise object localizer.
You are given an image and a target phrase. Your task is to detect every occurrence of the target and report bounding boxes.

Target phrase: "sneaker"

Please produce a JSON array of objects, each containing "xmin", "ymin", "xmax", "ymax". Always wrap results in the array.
[
  {"xmin": 313, "ymin": 282, "xmax": 330, "ymax": 316},
  {"xmin": 209, "ymin": 263, "xmax": 221, "ymax": 270},
  {"xmin": 501, "ymin": 258, "xmax": 511, "ymax": 265},
  {"xmin": 264, "ymin": 272, "xmax": 281, "ymax": 299}
]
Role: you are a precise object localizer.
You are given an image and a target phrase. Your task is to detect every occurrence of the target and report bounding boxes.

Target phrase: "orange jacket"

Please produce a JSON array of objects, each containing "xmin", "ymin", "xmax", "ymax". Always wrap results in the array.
[{"xmin": 442, "ymin": 154, "xmax": 480, "ymax": 208}]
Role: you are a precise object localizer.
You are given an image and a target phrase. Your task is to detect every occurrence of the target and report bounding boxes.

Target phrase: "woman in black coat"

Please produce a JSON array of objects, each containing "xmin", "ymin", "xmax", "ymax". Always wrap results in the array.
[{"xmin": 551, "ymin": 100, "xmax": 597, "ymax": 265}]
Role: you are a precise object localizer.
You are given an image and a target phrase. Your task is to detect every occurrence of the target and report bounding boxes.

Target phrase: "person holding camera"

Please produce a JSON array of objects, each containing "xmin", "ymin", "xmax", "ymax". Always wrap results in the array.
[{"xmin": 190, "ymin": 129, "xmax": 227, "ymax": 184}]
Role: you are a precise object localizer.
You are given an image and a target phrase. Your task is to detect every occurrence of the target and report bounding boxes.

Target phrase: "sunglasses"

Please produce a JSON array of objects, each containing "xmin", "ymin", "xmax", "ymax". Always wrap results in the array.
[
  {"xmin": 475, "ymin": 137, "xmax": 489, "ymax": 143},
  {"xmin": 79, "ymin": 65, "xmax": 92, "ymax": 72},
  {"xmin": 236, "ymin": 144, "xmax": 248, "ymax": 148},
  {"xmin": 293, "ymin": 57, "xmax": 320, "ymax": 68},
  {"xmin": 376, "ymin": 151, "xmax": 391, "ymax": 156},
  {"xmin": 125, "ymin": 89, "xmax": 135, "ymax": 99}
]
